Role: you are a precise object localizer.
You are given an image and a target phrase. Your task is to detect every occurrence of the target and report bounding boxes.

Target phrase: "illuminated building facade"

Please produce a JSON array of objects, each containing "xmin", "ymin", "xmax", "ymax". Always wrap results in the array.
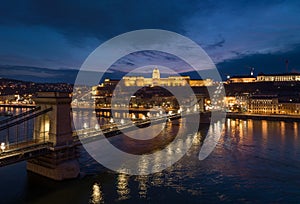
[
  {"xmin": 227, "ymin": 73, "xmax": 300, "ymax": 83},
  {"xmin": 122, "ymin": 68, "xmax": 191, "ymax": 87},
  {"xmin": 189, "ymin": 79, "xmax": 213, "ymax": 86},
  {"xmin": 256, "ymin": 73, "xmax": 300, "ymax": 82},
  {"xmin": 227, "ymin": 75, "xmax": 256, "ymax": 83},
  {"xmin": 121, "ymin": 68, "xmax": 212, "ymax": 87},
  {"xmin": 248, "ymin": 95, "xmax": 278, "ymax": 114},
  {"xmin": 248, "ymin": 95, "xmax": 300, "ymax": 115},
  {"xmin": 278, "ymin": 101, "xmax": 300, "ymax": 114}
]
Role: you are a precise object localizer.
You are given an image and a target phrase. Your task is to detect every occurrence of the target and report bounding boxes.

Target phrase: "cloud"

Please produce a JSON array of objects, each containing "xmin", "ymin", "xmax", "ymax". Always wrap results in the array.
[
  {"xmin": 0, "ymin": 0, "xmax": 300, "ymax": 76},
  {"xmin": 217, "ymin": 43, "xmax": 300, "ymax": 78},
  {"xmin": 0, "ymin": 24, "xmax": 98, "ymax": 68},
  {"xmin": 109, "ymin": 51, "xmax": 192, "ymax": 73},
  {"xmin": 183, "ymin": 0, "xmax": 300, "ymax": 63},
  {"xmin": 0, "ymin": 0, "xmax": 203, "ymax": 41},
  {"xmin": 205, "ymin": 38, "xmax": 226, "ymax": 50}
]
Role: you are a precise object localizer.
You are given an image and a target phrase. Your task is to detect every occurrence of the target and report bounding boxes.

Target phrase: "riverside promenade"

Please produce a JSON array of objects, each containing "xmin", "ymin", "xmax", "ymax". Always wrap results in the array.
[{"xmin": 226, "ymin": 112, "xmax": 300, "ymax": 122}]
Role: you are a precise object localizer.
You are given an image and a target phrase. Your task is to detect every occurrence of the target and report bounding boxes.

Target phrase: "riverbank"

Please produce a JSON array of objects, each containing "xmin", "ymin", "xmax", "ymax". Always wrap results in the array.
[
  {"xmin": 226, "ymin": 112, "xmax": 300, "ymax": 122},
  {"xmin": 0, "ymin": 104, "xmax": 35, "ymax": 108}
]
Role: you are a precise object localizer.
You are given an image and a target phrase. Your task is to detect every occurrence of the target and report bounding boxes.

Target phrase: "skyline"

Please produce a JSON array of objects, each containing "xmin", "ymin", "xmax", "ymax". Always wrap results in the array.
[
  {"xmin": 1, "ymin": 1, "xmax": 300, "ymax": 80},
  {"xmin": 2, "ymin": 63, "xmax": 300, "ymax": 84}
]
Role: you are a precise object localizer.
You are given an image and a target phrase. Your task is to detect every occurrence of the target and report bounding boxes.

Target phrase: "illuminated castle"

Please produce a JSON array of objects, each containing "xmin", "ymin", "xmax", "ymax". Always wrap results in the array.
[{"xmin": 122, "ymin": 67, "xmax": 212, "ymax": 87}]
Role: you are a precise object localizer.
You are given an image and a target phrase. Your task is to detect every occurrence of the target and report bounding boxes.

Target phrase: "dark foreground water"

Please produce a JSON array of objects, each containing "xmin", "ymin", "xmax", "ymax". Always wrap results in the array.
[{"xmin": 0, "ymin": 118, "xmax": 300, "ymax": 203}]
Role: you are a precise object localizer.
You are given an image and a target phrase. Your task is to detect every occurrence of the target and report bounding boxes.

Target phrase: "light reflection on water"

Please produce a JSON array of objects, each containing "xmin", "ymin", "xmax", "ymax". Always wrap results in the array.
[
  {"xmin": 117, "ymin": 174, "xmax": 130, "ymax": 201},
  {"xmin": 0, "ymin": 109, "xmax": 300, "ymax": 203},
  {"xmin": 90, "ymin": 183, "xmax": 104, "ymax": 204}
]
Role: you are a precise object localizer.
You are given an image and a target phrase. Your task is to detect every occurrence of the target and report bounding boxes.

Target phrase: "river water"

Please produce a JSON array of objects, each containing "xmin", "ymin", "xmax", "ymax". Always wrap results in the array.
[{"xmin": 0, "ymin": 110, "xmax": 300, "ymax": 203}]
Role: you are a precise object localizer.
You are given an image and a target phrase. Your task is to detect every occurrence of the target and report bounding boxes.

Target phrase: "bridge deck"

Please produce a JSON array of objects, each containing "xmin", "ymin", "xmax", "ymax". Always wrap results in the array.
[
  {"xmin": 0, "ymin": 112, "xmax": 205, "ymax": 167},
  {"xmin": 0, "ymin": 140, "xmax": 51, "ymax": 167}
]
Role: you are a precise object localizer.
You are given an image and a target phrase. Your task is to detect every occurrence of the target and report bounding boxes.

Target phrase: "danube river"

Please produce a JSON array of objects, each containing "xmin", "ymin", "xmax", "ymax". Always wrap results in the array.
[{"xmin": 0, "ymin": 110, "xmax": 300, "ymax": 203}]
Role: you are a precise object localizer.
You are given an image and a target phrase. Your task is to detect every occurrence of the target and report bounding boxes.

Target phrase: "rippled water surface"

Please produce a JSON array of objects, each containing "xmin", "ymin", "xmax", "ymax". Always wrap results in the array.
[{"xmin": 0, "ymin": 111, "xmax": 300, "ymax": 203}]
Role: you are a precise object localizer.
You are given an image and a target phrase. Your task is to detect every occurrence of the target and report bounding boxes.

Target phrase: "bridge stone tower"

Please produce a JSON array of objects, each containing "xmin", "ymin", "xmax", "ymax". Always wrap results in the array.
[{"xmin": 27, "ymin": 92, "xmax": 80, "ymax": 180}]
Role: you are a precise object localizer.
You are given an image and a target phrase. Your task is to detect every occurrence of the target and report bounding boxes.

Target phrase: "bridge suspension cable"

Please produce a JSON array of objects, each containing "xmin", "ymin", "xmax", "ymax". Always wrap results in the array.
[
  {"xmin": 0, "ymin": 107, "xmax": 52, "ymax": 131},
  {"xmin": 0, "ymin": 106, "xmax": 41, "ymax": 125}
]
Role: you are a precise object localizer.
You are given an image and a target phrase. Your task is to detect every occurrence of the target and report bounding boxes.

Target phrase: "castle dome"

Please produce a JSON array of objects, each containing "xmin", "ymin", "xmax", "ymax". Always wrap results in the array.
[{"xmin": 152, "ymin": 67, "xmax": 160, "ymax": 79}]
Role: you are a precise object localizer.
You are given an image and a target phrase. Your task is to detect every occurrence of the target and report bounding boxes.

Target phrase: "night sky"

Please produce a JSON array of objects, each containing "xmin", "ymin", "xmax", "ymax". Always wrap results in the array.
[{"xmin": 1, "ymin": 0, "xmax": 300, "ymax": 81}]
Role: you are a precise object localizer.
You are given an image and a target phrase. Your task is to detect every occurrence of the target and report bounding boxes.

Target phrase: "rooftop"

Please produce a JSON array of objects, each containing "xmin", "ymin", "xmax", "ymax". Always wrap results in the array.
[
  {"xmin": 229, "ymin": 75, "xmax": 256, "ymax": 79},
  {"xmin": 258, "ymin": 72, "xmax": 300, "ymax": 76}
]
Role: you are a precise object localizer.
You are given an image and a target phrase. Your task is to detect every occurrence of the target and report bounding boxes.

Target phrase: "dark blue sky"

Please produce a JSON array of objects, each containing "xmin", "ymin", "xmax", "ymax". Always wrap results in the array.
[{"xmin": 1, "ymin": 0, "xmax": 300, "ymax": 79}]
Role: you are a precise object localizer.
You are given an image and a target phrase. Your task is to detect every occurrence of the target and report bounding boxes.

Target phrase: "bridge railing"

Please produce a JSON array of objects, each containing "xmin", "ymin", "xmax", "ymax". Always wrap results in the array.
[{"xmin": 0, "ymin": 141, "xmax": 52, "ymax": 167}]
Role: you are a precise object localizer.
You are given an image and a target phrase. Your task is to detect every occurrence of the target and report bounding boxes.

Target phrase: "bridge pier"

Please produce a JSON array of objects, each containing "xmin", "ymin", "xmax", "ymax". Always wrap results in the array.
[
  {"xmin": 27, "ymin": 92, "xmax": 80, "ymax": 180},
  {"xmin": 27, "ymin": 148, "xmax": 79, "ymax": 181}
]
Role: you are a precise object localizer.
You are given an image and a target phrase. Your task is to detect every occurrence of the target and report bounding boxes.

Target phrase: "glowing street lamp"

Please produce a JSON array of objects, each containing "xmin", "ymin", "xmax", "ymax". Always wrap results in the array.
[
  {"xmin": 0, "ymin": 142, "xmax": 6, "ymax": 152},
  {"xmin": 83, "ymin": 122, "xmax": 88, "ymax": 129},
  {"xmin": 120, "ymin": 119, "xmax": 125, "ymax": 125}
]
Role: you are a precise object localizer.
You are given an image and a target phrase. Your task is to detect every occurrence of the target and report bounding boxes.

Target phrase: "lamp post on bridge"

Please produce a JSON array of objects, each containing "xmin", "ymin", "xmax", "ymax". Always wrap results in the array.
[{"xmin": 0, "ymin": 142, "xmax": 5, "ymax": 152}]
